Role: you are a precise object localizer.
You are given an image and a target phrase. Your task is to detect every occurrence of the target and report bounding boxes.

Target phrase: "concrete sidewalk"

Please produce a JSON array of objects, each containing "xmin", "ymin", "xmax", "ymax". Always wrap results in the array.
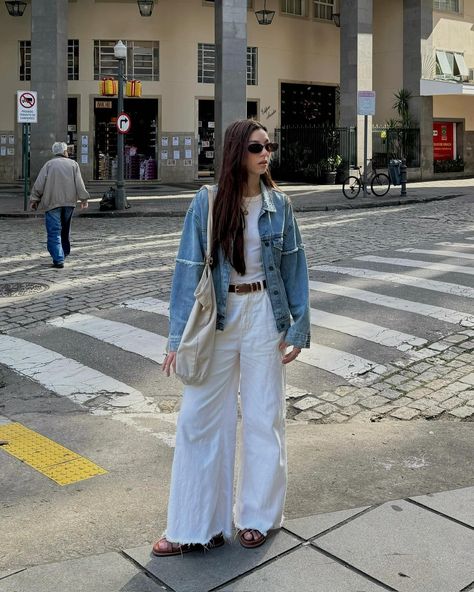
[
  {"xmin": 1, "ymin": 484, "xmax": 472, "ymax": 592},
  {"xmin": 0, "ymin": 176, "xmax": 472, "ymax": 218}
]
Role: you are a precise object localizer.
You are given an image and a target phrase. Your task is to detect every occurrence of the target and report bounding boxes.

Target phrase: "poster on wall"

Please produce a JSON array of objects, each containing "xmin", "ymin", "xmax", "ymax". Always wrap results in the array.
[{"xmin": 433, "ymin": 122, "xmax": 455, "ymax": 160}]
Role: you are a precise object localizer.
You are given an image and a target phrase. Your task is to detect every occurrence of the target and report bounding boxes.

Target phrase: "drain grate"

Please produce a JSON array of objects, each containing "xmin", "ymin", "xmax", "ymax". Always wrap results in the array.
[{"xmin": 0, "ymin": 282, "xmax": 49, "ymax": 298}]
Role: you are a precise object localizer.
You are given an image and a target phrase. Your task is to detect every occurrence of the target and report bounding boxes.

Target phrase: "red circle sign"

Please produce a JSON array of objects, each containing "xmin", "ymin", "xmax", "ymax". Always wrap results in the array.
[
  {"xmin": 117, "ymin": 112, "xmax": 131, "ymax": 134},
  {"xmin": 20, "ymin": 92, "xmax": 36, "ymax": 109}
]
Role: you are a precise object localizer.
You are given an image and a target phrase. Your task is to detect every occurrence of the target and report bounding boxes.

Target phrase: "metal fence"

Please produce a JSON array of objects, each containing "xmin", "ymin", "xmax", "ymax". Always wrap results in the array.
[
  {"xmin": 271, "ymin": 125, "xmax": 357, "ymax": 183},
  {"xmin": 372, "ymin": 128, "xmax": 420, "ymax": 169}
]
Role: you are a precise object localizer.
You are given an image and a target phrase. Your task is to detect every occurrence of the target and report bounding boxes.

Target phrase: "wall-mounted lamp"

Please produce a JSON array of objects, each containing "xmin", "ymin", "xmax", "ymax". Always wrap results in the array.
[
  {"xmin": 5, "ymin": 0, "xmax": 27, "ymax": 16},
  {"xmin": 137, "ymin": 0, "xmax": 154, "ymax": 17},
  {"xmin": 255, "ymin": 0, "xmax": 275, "ymax": 25},
  {"xmin": 332, "ymin": 12, "xmax": 341, "ymax": 27}
]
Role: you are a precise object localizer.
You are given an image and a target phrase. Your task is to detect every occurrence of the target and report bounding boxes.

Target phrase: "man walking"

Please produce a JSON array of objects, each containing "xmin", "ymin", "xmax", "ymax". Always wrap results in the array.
[{"xmin": 30, "ymin": 141, "xmax": 89, "ymax": 269}]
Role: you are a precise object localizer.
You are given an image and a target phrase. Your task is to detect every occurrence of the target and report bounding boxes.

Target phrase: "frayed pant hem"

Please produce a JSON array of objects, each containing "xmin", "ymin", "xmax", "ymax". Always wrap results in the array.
[{"xmin": 163, "ymin": 529, "xmax": 231, "ymax": 547}]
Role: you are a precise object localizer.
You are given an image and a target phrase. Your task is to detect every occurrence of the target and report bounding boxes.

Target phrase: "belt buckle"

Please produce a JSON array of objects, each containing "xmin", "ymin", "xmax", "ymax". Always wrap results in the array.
[{"xmin": 235, "ymin": 284, "xmax": 241, "ymax": 294}]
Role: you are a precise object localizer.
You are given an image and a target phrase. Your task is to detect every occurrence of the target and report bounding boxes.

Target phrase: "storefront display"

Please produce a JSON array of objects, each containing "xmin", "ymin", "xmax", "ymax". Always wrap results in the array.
[{"xmin": 94, "ymin": 98, "xmax": 158, "ymax": 180}]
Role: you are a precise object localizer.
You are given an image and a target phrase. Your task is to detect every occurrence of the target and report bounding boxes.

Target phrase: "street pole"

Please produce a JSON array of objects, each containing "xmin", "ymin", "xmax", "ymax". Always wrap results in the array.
[
  {"xmin": 115, "ymin": 54, "xmax": 127, "ymax": 210},
  {"xmin": 363, "ymin": 115, "xmax": 368, "ymax": 198},
  {"xmin": 22, "ymin": 123, "xmax": 30, "ymax": 211}
]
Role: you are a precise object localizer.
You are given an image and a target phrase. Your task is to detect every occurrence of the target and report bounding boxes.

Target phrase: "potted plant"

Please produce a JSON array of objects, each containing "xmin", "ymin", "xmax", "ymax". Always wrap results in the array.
[{"xmin": 319, "ymin": 154, "xmax": 342, "ymax": 184}]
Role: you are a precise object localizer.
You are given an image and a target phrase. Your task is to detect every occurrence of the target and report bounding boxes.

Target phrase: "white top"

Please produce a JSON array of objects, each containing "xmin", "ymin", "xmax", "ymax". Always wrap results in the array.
[{"xmin": 230, "ymin": 194, "xmax": 266, "ymax": 284}]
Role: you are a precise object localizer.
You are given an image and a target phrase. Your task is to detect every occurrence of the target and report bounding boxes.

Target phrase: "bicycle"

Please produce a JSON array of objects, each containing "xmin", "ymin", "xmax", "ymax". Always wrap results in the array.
[{"xmin": 342, "ymin": 161, "xmax": 391, "ymax": 199}]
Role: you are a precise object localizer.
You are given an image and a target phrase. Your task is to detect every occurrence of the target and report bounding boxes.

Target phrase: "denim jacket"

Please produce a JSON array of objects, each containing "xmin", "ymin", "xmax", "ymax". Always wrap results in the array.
[{"xmin": 168, "ymin": 181, "xmax": 311, "ymax": 351}]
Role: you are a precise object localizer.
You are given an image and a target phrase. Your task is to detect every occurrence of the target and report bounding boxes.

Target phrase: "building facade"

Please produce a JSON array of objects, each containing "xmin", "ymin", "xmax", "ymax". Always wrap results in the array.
[{"xmin": 0, "ymin": 0, "xmax": 473, "ymax": 184}]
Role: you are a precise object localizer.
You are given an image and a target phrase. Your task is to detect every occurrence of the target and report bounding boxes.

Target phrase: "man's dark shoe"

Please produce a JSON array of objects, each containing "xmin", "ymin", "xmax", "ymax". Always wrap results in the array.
[{"xmin": 52, "ymin": 262, "xmax": 64, "ymax": 269}]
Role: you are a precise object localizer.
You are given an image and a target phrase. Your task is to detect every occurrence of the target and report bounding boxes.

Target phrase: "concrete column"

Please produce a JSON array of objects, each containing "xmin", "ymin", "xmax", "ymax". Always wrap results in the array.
[
  {"xmin": 30, "ymin": 0, "xmax": 68, "ymax": 180},
  {"xmin": 214, "ymin": 0, "xmax": 247, "ymax": 177},
  {"xmin": 403, "ymin": 0, "xmax": 433, "ymax": 179},
  {"xmin": 339, "ymin": 0, "xmax": 373, "ymax": 168}
]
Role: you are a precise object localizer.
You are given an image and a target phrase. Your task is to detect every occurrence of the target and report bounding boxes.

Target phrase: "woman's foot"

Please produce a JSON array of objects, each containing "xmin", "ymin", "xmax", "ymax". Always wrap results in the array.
[
  {"xmin": 238, "ymin": 529, "xmax": 267, "ymax": 549},
  {"xmin": 152, "ymin": 533, "xmax": 225, "ymax": 557}
]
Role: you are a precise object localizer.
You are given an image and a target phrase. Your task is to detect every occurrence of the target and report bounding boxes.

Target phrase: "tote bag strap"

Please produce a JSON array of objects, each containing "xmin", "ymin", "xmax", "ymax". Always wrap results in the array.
[{"xmin": 203, "ymin": 184, "xmax": 216, "ymax": 264}]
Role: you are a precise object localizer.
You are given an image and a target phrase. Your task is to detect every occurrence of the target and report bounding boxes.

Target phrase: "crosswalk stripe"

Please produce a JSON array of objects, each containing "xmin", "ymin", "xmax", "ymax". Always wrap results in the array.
[
  {"xmin": 436, "ymin": 242, "xmax": 474, "ymax": 249},
  {"xmin": 397, "ymin": 248, "xmax": 474, "ymax": 261},
  {"xmin": 311, "ymin": 309, "xmax": 426, "ymax": 351},
  {"xmin": 47, "ymin": 314, "xmax": 167, "ymax": 364},
  {"xmin": 0, "ymin": 335, "xmax": 149, "ymax": 410},
  {"xmin": 122, "ymin": 297, "xmax": 170, "ymax": 316},
  {"xmin": 356, "ymin": 255, "xmax": 474, "ymax": 276},
  {"xmin": 0, "ymin": 335, "xmax": 175, "ymax": 447},
  {"xmin": 298, "ymin": 344, "xmax": 387, "ymax": 381},
  {"xmin": 309, "ymin": 280, "xmax": 474, "ymax": 327},
  {"xmin": 122, "ymin": 297, "xmax": 388, "ymax": 382},
  {"xmin": 311, "ymin": 264, "xmax": 474, "ymax": 299}
]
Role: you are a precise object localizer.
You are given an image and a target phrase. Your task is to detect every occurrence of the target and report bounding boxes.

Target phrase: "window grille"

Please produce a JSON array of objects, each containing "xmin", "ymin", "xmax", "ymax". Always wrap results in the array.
[
  {"xmin": 94, "ymin": 40, "xmax": 159, "ymax": 81},
  {"xmin": 127, "ymin": 41, "xmax": 159, "ymax": 81},
  {"xmin": 198, "ymin": 43, "xmax": 216, "ymax": 84},
  {"xmin": 20, "ymin": 40, "xmax": 80, "ymax": 81},
  {"xmin": 247, "ymin": 47, "xmax": 258, "ymax": 85},
  {"xmin": 313, "ymin": 0, "xmax": 334, "ymax": 20},
  {"xmin": 19, "ymin": 40, "xmax": 31, "ymax": 81},
  {"xmin": 198, "ymin": 44, "xmax": 258, "ymax": 85},
  {"xmin": 68, "ymin": 40, "xmax": 79, "ymax": 80},
  {"xmin": 282, "ymin": 0, "xmax": 305, "ymax": 16},
  {"xmin": 433, "ymin": 0, "xmax": 459, "ymax": 12},
  {"xmin": 94, "ymin": 40, "xmax": 118, "ymax": 78}
]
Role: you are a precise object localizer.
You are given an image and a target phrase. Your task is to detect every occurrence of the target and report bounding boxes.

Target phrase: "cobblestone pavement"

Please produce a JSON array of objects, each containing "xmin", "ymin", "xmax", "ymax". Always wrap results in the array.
[
  {"xmin": 285, "ymin": 330, "xmax": 474, "ymax": 424},
  {"xmin": 0, "ymin": 194, "xmax": 473, "ymax": 425}
]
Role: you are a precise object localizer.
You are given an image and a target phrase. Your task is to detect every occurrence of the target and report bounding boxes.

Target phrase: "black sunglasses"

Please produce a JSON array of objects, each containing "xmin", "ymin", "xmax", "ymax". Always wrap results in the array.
[{"xmin": 247, "ymin": 142, "xmax": 279, "ymax": 154}]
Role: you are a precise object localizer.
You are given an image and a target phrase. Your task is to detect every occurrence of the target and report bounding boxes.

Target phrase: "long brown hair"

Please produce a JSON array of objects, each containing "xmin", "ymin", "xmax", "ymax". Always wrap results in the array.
[{"xmin": 211, "ymin": 119, "xmax": 277, "ymax": 275}]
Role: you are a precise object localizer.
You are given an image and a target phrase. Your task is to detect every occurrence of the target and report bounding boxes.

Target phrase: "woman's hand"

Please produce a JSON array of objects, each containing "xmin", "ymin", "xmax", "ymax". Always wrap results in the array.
[
  {"xmin": 279, "ymin": 341, "xmax": 301, "ymax": 365},
  {"xmin": 162, "ymin": 352, "xmax": 177, "ymax": 376}
]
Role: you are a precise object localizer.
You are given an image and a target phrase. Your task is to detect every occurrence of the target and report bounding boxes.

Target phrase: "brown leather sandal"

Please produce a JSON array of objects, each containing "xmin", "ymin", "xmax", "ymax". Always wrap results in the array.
[
  {"xmin": 152, "ymin": 532, "xmax": 225, "ymax": 557},
  {"xmin": 238, "ymin": 529, "xmax": 267, "ymax": 549}
]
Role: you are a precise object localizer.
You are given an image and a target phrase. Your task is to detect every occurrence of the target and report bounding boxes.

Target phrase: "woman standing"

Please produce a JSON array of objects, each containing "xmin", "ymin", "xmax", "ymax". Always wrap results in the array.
[{"xmin": 153, "ymin": 119, "xmax": 310, "ymax": 556}]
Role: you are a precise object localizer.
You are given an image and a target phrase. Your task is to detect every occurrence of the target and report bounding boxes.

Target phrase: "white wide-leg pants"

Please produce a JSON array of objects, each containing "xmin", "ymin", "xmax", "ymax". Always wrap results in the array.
[{"xmin": 165, "ymin": 290, "xmax": 287, "ymax": 545}]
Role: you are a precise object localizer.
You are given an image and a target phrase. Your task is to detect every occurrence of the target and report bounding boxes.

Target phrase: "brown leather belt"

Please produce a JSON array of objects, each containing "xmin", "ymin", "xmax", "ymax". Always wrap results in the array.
[{"xmin": 229, "ymin": 280, "xmax": 267, "ymax": 294}]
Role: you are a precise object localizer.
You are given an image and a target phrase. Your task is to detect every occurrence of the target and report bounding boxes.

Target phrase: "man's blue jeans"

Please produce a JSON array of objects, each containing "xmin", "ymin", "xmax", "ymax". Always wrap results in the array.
[{"xmin": 45, "ymin": 206, "xmax": 75, "ymax": 265}]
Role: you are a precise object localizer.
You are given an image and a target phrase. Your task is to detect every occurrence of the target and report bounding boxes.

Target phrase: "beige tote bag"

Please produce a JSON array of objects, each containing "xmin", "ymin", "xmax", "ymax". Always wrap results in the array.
[{"xmin": 175, "ymin": 185, "xmax": 217, "ymax": 385}]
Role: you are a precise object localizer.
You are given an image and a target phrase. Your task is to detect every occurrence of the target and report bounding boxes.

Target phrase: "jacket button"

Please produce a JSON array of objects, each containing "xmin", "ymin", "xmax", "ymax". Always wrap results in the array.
[
  {"xmin": 269, "ymin": 266, "xmax": 274, "ymax": 271},
  {"xmin": 273, "ymin": 290, "xmax": 279, "ymax": 295}
]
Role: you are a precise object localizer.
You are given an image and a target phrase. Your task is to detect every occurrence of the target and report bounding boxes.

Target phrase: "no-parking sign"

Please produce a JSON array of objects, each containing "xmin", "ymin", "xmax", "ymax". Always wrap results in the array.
[{"xmin": 17, "ymin": 90, "xmax": 38, "ymax": 123}]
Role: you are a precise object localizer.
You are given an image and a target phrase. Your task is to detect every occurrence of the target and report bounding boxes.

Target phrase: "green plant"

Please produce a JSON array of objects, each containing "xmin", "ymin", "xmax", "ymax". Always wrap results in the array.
[
  {"xmin": 319, "ymin": 154, "xmax": 342, "ymax": 172},
  {"xmin": 391, "ymin": 88, "xmax": 416, "ymax": 128}
]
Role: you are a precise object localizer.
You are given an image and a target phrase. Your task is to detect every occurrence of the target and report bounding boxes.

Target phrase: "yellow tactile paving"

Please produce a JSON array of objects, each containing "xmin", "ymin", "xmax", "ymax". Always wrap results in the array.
[{"xmin": 0, "ymin": 422, "xmax": 107, "ymax": 485}]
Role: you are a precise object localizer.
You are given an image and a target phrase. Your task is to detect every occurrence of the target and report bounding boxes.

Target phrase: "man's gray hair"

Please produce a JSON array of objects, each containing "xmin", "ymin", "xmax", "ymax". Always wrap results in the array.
[{"xmin": 52, "ymin": 141, "xmax": 68, "ymax": 155}]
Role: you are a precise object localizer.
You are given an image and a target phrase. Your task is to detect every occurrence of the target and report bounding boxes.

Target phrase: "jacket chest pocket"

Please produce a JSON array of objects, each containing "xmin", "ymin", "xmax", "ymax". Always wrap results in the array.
[{"xmin": 270, "ymin": 236, "xmax": 283, "ymax": 266}]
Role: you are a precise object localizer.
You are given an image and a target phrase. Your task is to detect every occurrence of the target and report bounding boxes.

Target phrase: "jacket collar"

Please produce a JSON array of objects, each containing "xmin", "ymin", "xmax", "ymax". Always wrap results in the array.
[{"xmin": 260, "ymin": 180, "xmax": 277, "ymax": 212}]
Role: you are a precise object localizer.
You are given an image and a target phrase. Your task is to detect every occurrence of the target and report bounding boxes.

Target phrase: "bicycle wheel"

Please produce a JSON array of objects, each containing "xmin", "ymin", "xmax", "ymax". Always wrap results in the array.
[
  {"xmin": 371, "ymin": 173, "xmax": 390, "ymax": 197},
  {"xmin": 342, "ymin": 176, "xmax": 361, "ymax": 199}
]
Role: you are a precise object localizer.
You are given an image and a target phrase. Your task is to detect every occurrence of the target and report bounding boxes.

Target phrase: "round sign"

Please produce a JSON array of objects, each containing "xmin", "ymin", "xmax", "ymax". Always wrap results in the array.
[
  {"xmin": 116, "ymin": 112, "xmax": 131, "ymax": 134},
  {"xmin": 19, "ymin": 92, "xmax": 36, "ymax": 109}
]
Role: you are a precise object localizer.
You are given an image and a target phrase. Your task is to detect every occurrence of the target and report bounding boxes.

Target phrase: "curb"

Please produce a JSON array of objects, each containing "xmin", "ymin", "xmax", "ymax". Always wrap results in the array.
[{"xmin": 0, "ymin": 193, "xmax": 462, "ymax": 219}]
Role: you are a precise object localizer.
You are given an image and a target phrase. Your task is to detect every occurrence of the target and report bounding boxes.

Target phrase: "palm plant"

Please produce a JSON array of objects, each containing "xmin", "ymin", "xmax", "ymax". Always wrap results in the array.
[{"xmin": 392, "ymin": 88, "xmax": 415, "ymax": 128}]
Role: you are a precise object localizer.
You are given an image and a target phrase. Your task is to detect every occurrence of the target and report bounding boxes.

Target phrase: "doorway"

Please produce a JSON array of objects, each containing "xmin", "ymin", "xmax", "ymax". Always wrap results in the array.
[
  {"xmin": 197, "ymin": 100, "xmax": 259, "ymax": 177},
  {"xmin": 94, "ymin": 98, "xmax": 159, "ymax": 180}
]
